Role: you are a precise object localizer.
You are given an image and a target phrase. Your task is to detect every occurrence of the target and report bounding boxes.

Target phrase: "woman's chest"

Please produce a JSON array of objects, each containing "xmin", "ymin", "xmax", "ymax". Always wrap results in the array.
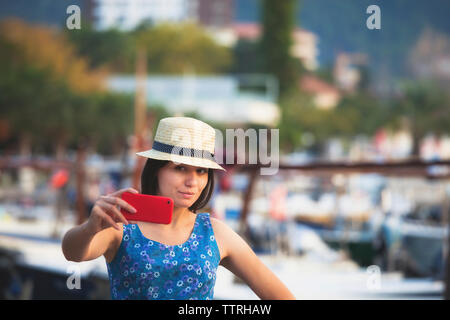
[{"xmin": 119, "ymin": 242, "xmax": 219, "ymax": 285}]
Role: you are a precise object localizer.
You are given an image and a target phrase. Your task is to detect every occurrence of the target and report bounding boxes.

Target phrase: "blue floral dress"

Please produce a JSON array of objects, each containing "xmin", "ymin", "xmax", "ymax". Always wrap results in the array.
[{"xmin": 106, "ymin": 213, "xmax": 221, "ymax": 300}]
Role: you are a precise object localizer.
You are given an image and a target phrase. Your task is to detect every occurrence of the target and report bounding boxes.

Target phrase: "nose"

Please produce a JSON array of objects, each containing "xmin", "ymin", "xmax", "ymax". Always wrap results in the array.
[{"xmin": 184, "ymin": 170, "xmax": 199, "ymax": 187}]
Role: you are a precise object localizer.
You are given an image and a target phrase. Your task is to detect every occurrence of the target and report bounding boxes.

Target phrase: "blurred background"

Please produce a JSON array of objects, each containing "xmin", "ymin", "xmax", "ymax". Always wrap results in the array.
[{"xmin": 0, "ymin": 0, "xmax": 450, "ymax": 300}]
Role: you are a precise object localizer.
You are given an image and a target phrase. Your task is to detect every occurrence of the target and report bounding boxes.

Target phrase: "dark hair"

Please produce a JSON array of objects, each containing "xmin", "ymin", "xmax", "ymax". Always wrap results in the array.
[{"xmin": 140, "ymin": 158, "xmax": 215, "ymax": 213}]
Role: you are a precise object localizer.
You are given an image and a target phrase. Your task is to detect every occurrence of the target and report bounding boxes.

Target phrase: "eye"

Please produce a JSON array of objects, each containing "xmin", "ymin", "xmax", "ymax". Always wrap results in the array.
[
  {"xmin": 175, "ymin": 165, "xmax": 185, "ymax": 171},
  {"xmin": 197, "ymin": 168, "xmax": 208, "ymax": 174}
]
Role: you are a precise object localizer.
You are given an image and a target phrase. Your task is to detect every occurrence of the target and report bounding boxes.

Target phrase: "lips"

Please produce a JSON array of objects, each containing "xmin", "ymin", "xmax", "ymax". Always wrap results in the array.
[{"xmin": 179, "ymin": 191, "xmax": 195, "ymax": 199}]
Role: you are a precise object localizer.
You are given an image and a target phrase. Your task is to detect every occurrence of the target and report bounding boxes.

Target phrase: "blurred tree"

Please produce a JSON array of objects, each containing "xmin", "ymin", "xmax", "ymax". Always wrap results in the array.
[
  {"xmin": 79, "ymin": 92, "xmax": 134, "ymax": 155},
  {"xmin": 229, "ymin": 39, "xmax": 265, "ymax": 74},
  {"xmin": 260, "ymin": 0, "xmax": 300, "ymax": 98},
  {"xmin": 135, "ymin": 23, "xmax": 232, "ymax": 74},
  {"xmin": 0, "ymin": 19, "xmax": 137, "ymax": 158},
  {"xmin": 65, "ymin": 23, "xmax": 136, "ymax": 73},
  {"xmin": 0, "ymin": 19, "xmax": 102, "ymax": 158},
  {"xmin": 333, "ymin": 91, "xmax": 389, "ymax": 138},
  {"xmin": 277, "ymin": 85, "xmax": 390, "ymax": 153},
  {"xmin": 0, "ymin": 19, "xmax": 105, "ymax": 93},
  {"xmin": 390, "ymin": 80, "xmax": 450, "ymax": 157},
  {"xmin": 278, "ymin": 90, "xmax": 313, "ymax": 152}
]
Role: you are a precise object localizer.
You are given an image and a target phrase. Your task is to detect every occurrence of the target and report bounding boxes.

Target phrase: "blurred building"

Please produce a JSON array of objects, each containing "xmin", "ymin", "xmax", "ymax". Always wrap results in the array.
[
  {"xmin": 86, "ymin": 0, "xmax": 197, "ymax": 30},
  {"xmin": 86, "ymin": 0, "xmax": 234, "ymax": 31},
  {"xmin": 299, "ymin": 75, "xmax": 341, "ymax": 110},
  {"xmin": 225, "ymin": 23, "xmax": 319, "ymax": 71},
  {"xmin": 333, "ymin": 53, "xmax": 368, "ymax": 93},
  {"xmin": 196, "ymin": 0, "xmax": 233, "ymax": 28},
  {"xmin": 291, "ymin": 28, "xmax": 319, "ymax": 71},
  {"xmin": 106, "ymin": 74, "xmax": 280, "ymax": 126},
  {"xmin": 408, "ymin": 28, "xmax": 450, "ymax": 84}
]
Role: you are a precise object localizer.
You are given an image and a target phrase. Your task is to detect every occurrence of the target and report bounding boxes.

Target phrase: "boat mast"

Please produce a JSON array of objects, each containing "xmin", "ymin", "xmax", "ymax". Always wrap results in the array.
[{"xmin": 132, "ymin": 48, "xmax": 148, "ymax": 191}]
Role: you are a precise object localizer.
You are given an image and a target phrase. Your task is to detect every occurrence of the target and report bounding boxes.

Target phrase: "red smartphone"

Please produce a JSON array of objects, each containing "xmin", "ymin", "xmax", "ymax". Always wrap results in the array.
[{"xmin": 120, "ymin": 192, "xmax": 173, "ymax": 224}]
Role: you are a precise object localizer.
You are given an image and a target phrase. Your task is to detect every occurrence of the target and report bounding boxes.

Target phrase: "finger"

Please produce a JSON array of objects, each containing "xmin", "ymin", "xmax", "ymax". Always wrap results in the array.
[
  {"xmin": 100, "ymin": 195, "xmax": 137, "ymax": 214},
  {"xmin": 110, "ymin": 187, "xmax": 139, "ymax": 198},
  {"xmin": 98, "ymin": 201, "xmax": 129, "ymax": 225},
  {"xmin": 97, "ymin": 210, "xmax": 121, "ymax": 231}
]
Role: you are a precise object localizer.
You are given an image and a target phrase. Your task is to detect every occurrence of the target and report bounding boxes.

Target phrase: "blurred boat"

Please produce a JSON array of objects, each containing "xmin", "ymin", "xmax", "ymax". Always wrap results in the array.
[
  {"xmin": 0, "ymin": 204, "xmax": 110, "ymax": 299},
  {"xmin": 374, "ymin": 204, "xmax": 447, "ymax": 279}
]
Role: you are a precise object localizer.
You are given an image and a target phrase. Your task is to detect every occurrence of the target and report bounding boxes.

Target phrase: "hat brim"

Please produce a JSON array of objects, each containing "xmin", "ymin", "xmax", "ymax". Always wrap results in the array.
[{"xmin": 136, "ymin": 149, "xmax": 226, "ymax": 171}]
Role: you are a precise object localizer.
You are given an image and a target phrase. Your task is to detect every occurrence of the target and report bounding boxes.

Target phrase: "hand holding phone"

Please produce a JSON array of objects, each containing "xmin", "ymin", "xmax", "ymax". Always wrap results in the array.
[{"xmin": 120, "ymin": 192, "xmax": 173, "ymax": 224}]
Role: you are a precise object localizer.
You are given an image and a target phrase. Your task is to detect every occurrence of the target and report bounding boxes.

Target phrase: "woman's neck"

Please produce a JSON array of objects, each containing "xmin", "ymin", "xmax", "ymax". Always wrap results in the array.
[{"xmin": 168, "ymin": 206, "xmax": 195, "ymax": 230}]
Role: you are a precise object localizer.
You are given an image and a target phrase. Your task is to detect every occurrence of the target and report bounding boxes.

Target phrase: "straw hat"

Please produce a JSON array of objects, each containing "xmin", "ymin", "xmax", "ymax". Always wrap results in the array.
[{"xmin": 136, "ymin": 117, "xmax": 226, "ymax": 171}]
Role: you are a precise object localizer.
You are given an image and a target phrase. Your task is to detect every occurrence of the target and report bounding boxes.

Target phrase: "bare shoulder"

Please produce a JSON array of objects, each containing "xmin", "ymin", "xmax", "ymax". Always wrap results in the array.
[
  {"xmin": 209, "ymin": 217, "xmax": 235, "ymax": 260},
  {"xmin": 210, "ymin": 217, "xmax": 236, "ymax": 239},
  {"xmin": 209, "ymin": 217, "xmax": 250, "ymax": 261}
]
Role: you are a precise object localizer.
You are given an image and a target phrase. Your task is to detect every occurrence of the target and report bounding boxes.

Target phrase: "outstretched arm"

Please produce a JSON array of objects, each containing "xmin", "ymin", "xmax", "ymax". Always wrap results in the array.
[{"xmin": 211, "ymin": 218, "xmax": 295, "ymax": 300}]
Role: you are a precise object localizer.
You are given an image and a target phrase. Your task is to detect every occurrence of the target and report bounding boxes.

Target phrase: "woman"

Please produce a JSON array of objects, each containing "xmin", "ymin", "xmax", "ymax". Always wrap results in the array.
[{"xmin": 62, "ymin": 117, "xmax": 295, "ymax": 300}]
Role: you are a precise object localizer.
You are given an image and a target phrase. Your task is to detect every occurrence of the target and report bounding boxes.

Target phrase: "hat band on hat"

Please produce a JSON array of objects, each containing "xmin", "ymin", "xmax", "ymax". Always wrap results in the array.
[{"xmin": 152, "ymin": 140, "xmax": 216, "ymax": 161}]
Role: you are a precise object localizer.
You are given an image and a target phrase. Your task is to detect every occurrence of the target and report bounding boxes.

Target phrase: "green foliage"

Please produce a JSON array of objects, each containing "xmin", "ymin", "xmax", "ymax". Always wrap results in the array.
[
  {"xmin": 65, "ymin": 22, "xmax": 233, "ymax": 75},
  {"xmin": 229, "ymin": 39, "xmax": 265, "ymax": 74},
  {"xmin": 389, "ymin": 80, "xmax": 450, "ymax": 154},
  {"xmin": 0, "ymin": 20, "xmax": 135, "ymax": 156},
  {"xmin": 260, "ymin": 0, "xmax": 301, "ymax": 97},
  {"xmin": 134, "ymin": 23, "xmax": 232, "ymax": 74},
  {"xmin": 278, "ymin": 87, "xmax": 391, "ymax": 152},
  {"xmin": 64, "ymin": 23, "xmax": 136, "ymax": 73}
]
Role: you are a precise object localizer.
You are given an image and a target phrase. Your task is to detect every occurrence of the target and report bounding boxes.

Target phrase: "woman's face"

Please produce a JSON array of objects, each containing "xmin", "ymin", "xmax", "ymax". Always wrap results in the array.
[{"xmin": 156, "ymin": 162, "xmax": 209, "ymax": 209}]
